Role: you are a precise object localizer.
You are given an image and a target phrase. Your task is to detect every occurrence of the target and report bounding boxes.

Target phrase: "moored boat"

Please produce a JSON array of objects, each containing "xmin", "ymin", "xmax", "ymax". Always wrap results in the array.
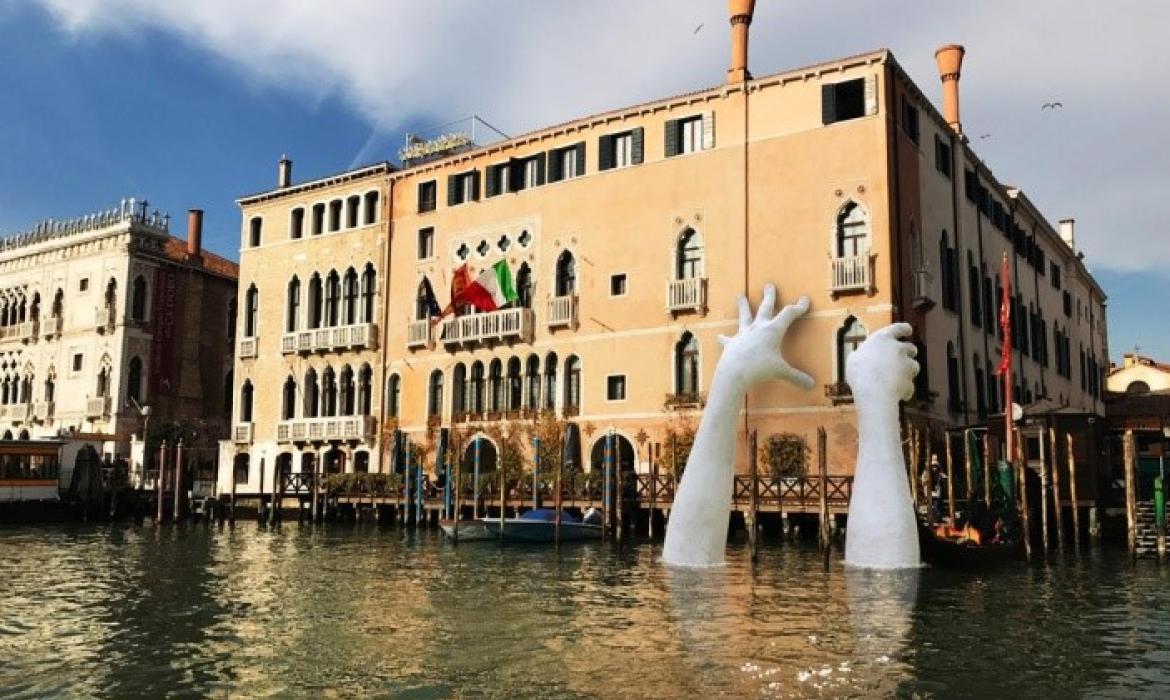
[
  {"xmin": 918, "ymin": 520, "xmax": 1020, "ymax": 569},
  {"xmin": 440, "ymin": 508, "xmax": 603, "ymax": 543}
]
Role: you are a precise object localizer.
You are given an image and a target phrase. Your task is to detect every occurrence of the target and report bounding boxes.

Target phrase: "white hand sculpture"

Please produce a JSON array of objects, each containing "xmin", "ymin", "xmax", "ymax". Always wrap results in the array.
[
  {"xmin": 663, "ymin": 284, "xmax": 812, "ymax": 568},
  {"xmin": 843, "ymin": 322, "xmax": 922, "ymax": 569}
]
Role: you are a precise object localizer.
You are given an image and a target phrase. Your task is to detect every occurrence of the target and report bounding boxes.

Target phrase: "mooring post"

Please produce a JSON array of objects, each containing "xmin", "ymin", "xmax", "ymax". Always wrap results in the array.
[
  {"xmin": 982, "ymin": 433, "xmax": 992, "ymax": 508},
  {"xmin": 310, "ymin": 453, "xmax": 319, "ymax": 523},
  {"xmin": 532, "ymin": 437, "xmax": 541, "ymax": 512},
  {"xmin": 944, "ymin": 432, "xmax": 956, "ymax": 524},
  {"xmin": 648, "ymin": 443, "xmax": 659, "ymax": 539},
  {"xmin": 173, "ymin": 439, "xmax": 184, "ymax": 523},
  {"xmin": 473, "ymin": 438, "xmax": 481, "ymax": 520},
  {"xmin": 1038, "ymin": 428, "xmax": 1050, "ymax": 555},
  {"xmin": 555, "ymin": 435, "xmax": 564, "ymax": 547},
  {"xmin": 1155, "ymin": 472, "xmax": 1166, "ymax": 563},
  {"xmin": 963, "ymin": 430, "xmax": 974, "ymax": 514},
  {"xmin": 616, "ymin": 445, "xmax": 625, "ymax": 548},
  {"xmin": 817, "ymin": 427, "xmax": 829, "ymax": 552},
  {"xmin": 498, "ymin": 449, "xmax": 506, "ymax": 547},
  {"xmin": 603, "ymin": 431, "xmax": 613, "ymax": 542},
  {"xmin": 1049, "ymin": 428, "xmax": 1064, "ymax": 552},
  {"xmin": 1068, "ymin": 432, "xmax": 1083, "ymax": 552},
  {"xmin": 452, "ymin": 436, "xmax": 462, "ymax": 544},
  {"xmin": 1015, "ymin": 429, "xmax": 1033, "ymax": 562},
  {"xmin": 749, "ymin": 430, "xmax": 759, "ymax": 563},
  {"xmin": 156, "ymin": 440, "xmax": 168, "ymax": 523},
  {"xmin": 1122, "ymin": 429, "xmax": 1136, "ymax": 558},
  {"xmin": 403, "ymin": 444, "xmax": 413, "ymax": 527},
  {"xmin": 229, "ymin": 458, "xmax": 238, "ymax": 526}
]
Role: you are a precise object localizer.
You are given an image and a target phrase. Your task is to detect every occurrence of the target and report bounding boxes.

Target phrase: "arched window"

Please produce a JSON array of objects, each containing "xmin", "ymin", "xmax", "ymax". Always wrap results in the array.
[
  {"xmin": 555, "ymin": 251, "xmax": 576, "ymax": 296},
  {"xmin": 836, "ymin": 202, "xmax": 869, "ymax": 257},
  {"xmin": 44, "ymin": 371, "xmax": 56, "ymax": 404},
  {"xmin": 322, "ymin": 367, "xmax": 337, "ymax": 417},
  {"xmin": 95, "ymin": 367, "xmax": 110, "ymax": 398},
  {"xmin": 361, "ymin": 264, "xmax": 376, "ymax": 323},
  {"xmin": 312, "ymin": 203, "xmax": 326, "ymax": 235},
  {"xmin": 1127, "ymin": 381, "xmax": 1151, "ymax": 396},
  {"xmin": 286, "ymin": 276, "xmax": 301, "ymax": 332},
  {"xmin": 52, "ymin": 289, "xmax": 64, "ymax": 319},
  {"xmin": 507, "ymin": 357, "xmax": 522, "ymax": 411},
  {"xmin": 363, "ymin": 191, "xmax": 379, "ymax": 225},
  {"xmin": 675, "ymin": 332, "xmax": 700, "ymax": 395},
  {"xmin": 339, "ymin": 365, "xmax": 355, "ymax": 416},
  {"xmin": 304, "ymin": 369, "xmax": 319, "ymax": 418},
  {"xmin": 29, "ymin": 292, "xmax": 39, "ymax": 323},
  {"xmin": 525, "ymin": 355, "xmax": 541, "ymax": 410},
  {"xmin": 222, "ymin": 370, "xmax": 232, "ymax": 416},
  {"xmin": 676, "ymin": 228, "xmax": 704, "ymax": 279},
  {"xmin": 290, "ymin": 207, "xmax": 305, "ymax": 239},
  {"xmin": 946, "ymin": 342, "xmax": 961, "ymax": 412},
  {"xmin": 489, "ymin": 359, "xmax": 504, "ymax": 412},
  {"xmin": 428, "ymin": 370, "xmax": 444, "ymax": 418},
  {"xmin": 415, "ymin": 278, "xmax": 434, "ymax": 321},
  {"xmin": 244, "ymin": 285, "xmax": 259, "ymax": 337},
  {"xmin": 240, "ymin": 380, "xmax": 254, "ymax": 422},
  {"xmin": 329, "ymin": 199, "xmax": 342, "ymax": 231},
  {"xmin": 324, "ymin": 271, "xmax": 340, "ymax": 326},
  {"xmin": 564, "ymin": 355, "xmax": 582, "ymax": 412},
  {"xmin": 516, "ymin": 263, "xmax": 533, "ymax": 308},
  {"xmin": 837, "ymin": 316, "xmax": 867, "ymax": 383},
  {"xmin": 357, "ymin": 364, "xmax": 372, "ymax": 415},
  {"xmin": 470, "ymin": 361, "xmax": 485, "ymax": 414},
  {"xmin": 249, "ymin": 217, "xmax": 262, "ymax": 247},
  {"xmin": 386, "ymin": 373, "xmax": 400, "ymax": 418},
  {"xmin": 543, "ymin": 352, "xmax": 558, "ymax": 411},
  {"xmin": 131, "ymin": 275, "xmax": 148, "ymax": 321},
  {"xmin": 127, "ymin": 357, "xmax": 143, "ymax": 404},
  {"xmin": 307, "ymin": 274, "xmax": 323, "ymax": 329},
  {"xmin": 342, "ymin": 267, "xmax": 359, "ymax": 325},
  {"xmin": 452, "ymin": 364, "xmax": 467, "ymax": 415},
  {"xmin": 282, "ymin": 376, "xmax": 297, "ymax": 420},
  {"xmin": 968, "ymin": 251, "xmax": 981, "ymax": 327},
  {"xmin": 346, "ymin": 195, "xmax": 361, "ymax": 229}
]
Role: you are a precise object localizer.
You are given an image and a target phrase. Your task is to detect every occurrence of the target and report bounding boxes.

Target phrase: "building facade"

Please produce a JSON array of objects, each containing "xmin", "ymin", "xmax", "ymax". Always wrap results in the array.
[
  {"xmin": 223, "ymin": 7, "xmax": 1108, "ymax": 496},
  {"xmin": 0, "ymin": 199, "xmax": 238, "ymax": 468}
]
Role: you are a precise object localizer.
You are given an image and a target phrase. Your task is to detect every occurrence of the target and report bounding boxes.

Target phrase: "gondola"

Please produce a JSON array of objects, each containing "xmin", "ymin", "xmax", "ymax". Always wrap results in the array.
[{"xmin": 917, "ymin": 519, "xmax": 1021, "ymax": 569}]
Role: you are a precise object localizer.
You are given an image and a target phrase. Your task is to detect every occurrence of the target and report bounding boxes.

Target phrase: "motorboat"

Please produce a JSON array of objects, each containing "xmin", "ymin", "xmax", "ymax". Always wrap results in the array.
[{"xmin": 440, "ymin": 508, "xmax": 603, "ymax": 543}]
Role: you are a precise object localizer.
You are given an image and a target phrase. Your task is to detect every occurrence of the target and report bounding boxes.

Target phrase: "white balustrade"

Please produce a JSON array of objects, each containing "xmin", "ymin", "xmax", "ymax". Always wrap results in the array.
[
  {"xmin": 830, "ymin": 254, "xmax": 873, "ymax": 294},
  {"xmin": 547, "ymin": 295, "xmax": 577, "ymax": 329},
  {"xmin": 439, "ymin": 308, "xmax": 534, "ymax": 346},
  {"xmin": 666, "ymin": 277, "xmax": 707, "ymax": 313}
]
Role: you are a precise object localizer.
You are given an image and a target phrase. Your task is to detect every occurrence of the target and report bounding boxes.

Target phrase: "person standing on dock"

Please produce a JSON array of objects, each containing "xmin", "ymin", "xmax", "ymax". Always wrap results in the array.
[{"xmin": 930, "ymin": 454, "xmax": 947, "ymax": 523}]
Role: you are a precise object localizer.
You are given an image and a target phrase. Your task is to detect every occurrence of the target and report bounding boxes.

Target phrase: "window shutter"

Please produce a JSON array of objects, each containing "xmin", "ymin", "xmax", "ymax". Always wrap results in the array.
[
  {"xmin": 547, "ymin": 150, "xmax": 563, "ymax": 183},
  {"xmin": 664, "ymin": 118, "xmax": 680, "ymax": 157},
  {"xmin": 821, "ymin": 84, "xmax": 837, "ymax": 125},
  {"xmin": 574, "ymin": 142, "xmax": 586, "ymax": 176},
  {"xmin": 508, "ymin": 158, "xmax": 524, "ymax": 192},
  {"xmin": 599, "ymin": 135, "xmax": 614, "ymax": 171},
  {"xmin": 470, "ymin": 170, "xmax": 480, "ymax": 201},
  {"xmin": 702, "ymin": 111, "xmax": 715, "ymax": 150},
  {"xmin": 535, "ymin": 152, "xmax": 547, "ymax": 186},
  {"xmin": 864, "ymin": 74, "xmax": 878, "ymax": 116},
  {"xmin": 447, "ymin": 174, "xmax": 458, "ymax": 206},
  {"xmin": 486, "ymin": 166, "xmax": 500, "ymax": 197},
  {"xmin": 631, "ymin": 127, "xmax": 644, "ymax": 165}
]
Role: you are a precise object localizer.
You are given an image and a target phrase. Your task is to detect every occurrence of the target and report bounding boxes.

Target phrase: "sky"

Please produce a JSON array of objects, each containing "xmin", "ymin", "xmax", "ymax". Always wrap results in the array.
[{"xmin": 0, "ymin": 0, "xmax": 1166, "ymax": 361}]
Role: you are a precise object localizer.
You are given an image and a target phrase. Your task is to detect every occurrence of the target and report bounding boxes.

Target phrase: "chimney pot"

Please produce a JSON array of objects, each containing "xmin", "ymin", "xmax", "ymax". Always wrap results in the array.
[
  {"xmin": 934, "ymin": 44, "xmax": 966, "ymax": 134},
  {"xmin": 1059, "ymin": 218, "xmax": 1076, "ymax": 251},
  {"xmin": 278, "ymin": 155, "xmax": 293, "ymax": 188},
  {"xmin": 187, "ymin": 209, "xmax": 203, "ymax": 259},
  {"xmin": 726, "ymin": 0, "xmax": 756, "ymax": 84}
]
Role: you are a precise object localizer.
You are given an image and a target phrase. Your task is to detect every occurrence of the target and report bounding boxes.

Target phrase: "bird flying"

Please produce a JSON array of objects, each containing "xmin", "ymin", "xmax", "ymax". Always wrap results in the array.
[
  {"xmin": 693, "ymin": 23, "xmax": 704, "ymax": 34},
  {"xmin": 979, "ymin": 134, "xmax": 992, "ymax": 140},
  {"xmin": 1041, "ymin": 102, "xmax": 1064, "ymax": 110}
]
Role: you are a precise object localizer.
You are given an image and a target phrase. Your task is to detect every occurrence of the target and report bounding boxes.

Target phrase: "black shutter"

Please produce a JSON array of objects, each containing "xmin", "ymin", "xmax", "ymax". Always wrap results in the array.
[
  {"xmin": 664, "ymin": 118, "xmax": 680, "ymax": 157},
  {"xmin": 547, "ymin": 149, "xmax": 563, "ymax": 183},
  {"xmin": 508, "ymin": 158, "xmax": 524, "ymax": 192},
  {"xmin": 486, "ymin": 165, "xmax": 500, "ymax": 197},
  {"xmin": 574, "ymin": 142, "xmax": 586, "ymax": 176},
  {"xmin": 535, "ymin": 152, "xmax": 547, "ymax": 186},
  {"xmin": 631, "ymin": 127, "xmax": 644, "ymax": 165},
  {"xmin": 821, "ymin": 83, "xmax": 837, "ymax": 125},
  {"xmin": 470, "ymin": 170, "xmax": 480, "ymax": 201},
  {"xmin": 447, "ymin": 174, "xmax": 458, "ymax": 206},
  {"xmin": 599, "ymin": 135, "xmax": 614, "ymax": 171}
]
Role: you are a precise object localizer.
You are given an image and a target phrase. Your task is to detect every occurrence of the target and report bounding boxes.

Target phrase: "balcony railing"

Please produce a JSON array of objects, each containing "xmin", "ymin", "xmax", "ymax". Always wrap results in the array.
[
  {"xmin": 0, "ymin": 322, "xmax": 34, "ymax": 344},
  {"xmin": 275, "ymin": 415, "xmax": 377, "ymax": 443},
  {"xmin": 86, "ymin": 396, "xmax": 112, "ymax": 418},
  {"xmin": 665, "ymin": 392, "xmax": 706, "ymax": 410},
  {"xmin": 440, "ymin": 308, "xmax": 534, "ymax": 347},
  {"xmin": 33, "ymin": 401, "xmax": 54, "ymax": 421},
  {"xmin": 9, "ymin": 403, "xmax": 30, "ymax": 423},
  {"xmin": 42, "ymin": 316, "xmax": 62, "ymax": 338},
  {"xmin": 95, "ymin": 304, "xmax": 117, "ymax": 333},
  {"xmin": 824, "ymin": 381, "xmax": 854, "ymax": 405},
  {"xmin": 830, "ymin": 254, "xmax": 874, "ymax": 296},
  {"xmin": 547, "ymin": 295, "xmax": 577, "ymax": 329},
  {"xmin": 911, "ymin": 269, "xmax": 935, "ymax": 310},
  {"xmin": 407, "ymin": 320, "xmax": 431, "ymax": 349},
  {"xmin": 667, "ymin": 277, "xmax": 707, "ymax": 314},
  {"xmin": 238, "ymin": 337, "xmax": 258, "ymax": 359},
  {"xmin": 281, "ymin": 333, "xmax": 297, "ymax": 354},
  {"xmin": 233, "ymin": 423, "xmax": 254, "ymax": 443},
  {"xmin": 287, "ymin": 322, "xmax": 378, "ymax": 354},
  {"xmin": 19, "ymin": 321, "xmax": 38, "ymax": 342}
]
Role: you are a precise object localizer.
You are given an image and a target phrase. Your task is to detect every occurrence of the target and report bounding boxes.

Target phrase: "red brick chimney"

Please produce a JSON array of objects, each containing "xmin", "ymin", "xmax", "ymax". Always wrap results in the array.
[
  {"xmin": 727, "ymin": 0, "xmax": 756, "ymax": 84},
  {"xmin": 187, "ymin": 209, "xmax": 203, "ymax": 259},
  {"xmin": 934, "ymin": 44, "xmax": 966, "ymax": 135}
]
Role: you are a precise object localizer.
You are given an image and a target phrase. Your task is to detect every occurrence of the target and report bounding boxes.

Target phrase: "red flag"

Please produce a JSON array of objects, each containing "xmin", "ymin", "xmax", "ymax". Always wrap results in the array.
[
  {"xmin": 994, "ymin": 253, "xmax": 1012, "ymax": 377},
  {"xmin": 439, "ymin": 264, "xmax": 472, "ymax": 319}
]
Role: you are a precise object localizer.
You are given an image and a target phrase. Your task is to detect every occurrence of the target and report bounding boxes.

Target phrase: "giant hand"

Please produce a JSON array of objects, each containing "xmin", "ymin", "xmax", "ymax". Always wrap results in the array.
[{"xmin": 663, "ymin": 284, "xmax": 812, "ymax": 568}]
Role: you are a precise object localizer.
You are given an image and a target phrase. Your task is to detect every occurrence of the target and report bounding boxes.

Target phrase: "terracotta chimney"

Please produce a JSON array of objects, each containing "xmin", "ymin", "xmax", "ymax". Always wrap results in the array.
[
  {"xmin": 727, "ymin": 0, "xmax": 756, "ymax": 84},
  {"xmin": 187, "ymin": 209, "xmax": 203, "ymax": 259},
  {"xmin": 1059, "ymin": 218, "xmax": 1076, "ymax": 251},
  {"xmin": 278, "ymin": 155, "xmax": 292, "ymax": 188},
  {"xmin": 934, "ymin": 44, "xmax": 966, "ymax": 134}
]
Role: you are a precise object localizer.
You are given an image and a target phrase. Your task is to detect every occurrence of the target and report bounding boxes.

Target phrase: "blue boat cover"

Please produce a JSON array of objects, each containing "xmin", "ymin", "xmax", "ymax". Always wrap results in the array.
[{"xmin": 519, "ymin": 508, "xmax": 580, "ymax": 524}]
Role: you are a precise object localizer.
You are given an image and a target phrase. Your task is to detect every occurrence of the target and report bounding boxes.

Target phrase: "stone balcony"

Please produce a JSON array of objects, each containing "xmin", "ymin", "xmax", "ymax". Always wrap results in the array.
[
  {"xmin": 406, "ymin": 320, "xmax": 432, "ymax": 349},
  {"xmin": 666, "ymin": 277, "xmax": 706, "ymax": 314},
  {"xmin": 275, "ymin": 415, "xmax": 378, "ymax": 443},
  {"xmin": 8, "ymin": 403, "xmax": 30, "ymax": 423},
  {"xmin": 830, "ymin": 254, "xmax": 874, "ymax": 296},
  {"xmin": 911, "ymin": 268, "xmax": 935, "ymax": 310},
  {"xmin": 439, "ymin": 308, "xmax": 534, "ymax": 347},
  {"xmin": 86, "ymin": 396, "xmax": 112, "ymax": 418},
  {"xmin": 546, "ymin": 295, "xmax": 577, "ymax": 329},
  {"xmin": 33, "ymin": 401, "xmax": 54, "ymax": 421},
  {"xmin": 238, "ymin": 337, "xmax": 258, "ymax": 359},
  {"xmin": 232, "ymin": 422, "xmax": 254, "ymax": 443},
  {"xmin": 281, "ymin": 322, "xmax": 378, "ymax": 355}
]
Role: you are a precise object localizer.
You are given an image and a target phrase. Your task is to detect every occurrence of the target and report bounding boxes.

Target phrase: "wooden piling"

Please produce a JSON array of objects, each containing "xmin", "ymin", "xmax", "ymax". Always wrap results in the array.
[
  {"xmin": 944, "ymin": 432, "xmax": 956, "ymax": 523},
  {"xmin": 229, "ymin": 457, "xmax": 237, "ymax": 525},
  {"xmin": 498, "ymin": 452, "xmax": 506, "ymax": 546},
  {"xmin": 173, "ymin": 440, "xmax": 184, "ymax": 523},
  {"xmin": 963, "ymin": 430, "xmax": 974, "ymax": 512},
  {"xmin": 156, "ymin": 440, "xmax": 168, "ymax": 523},
  {"xmin": 1068, "ymin": 432, "xmax": 1083, "ymax": 552},
  {"xmin": 452, "ymin": 436, "xmax": 462, "ymax": 543},
  {"xmin": 1038, "ymin": 430, "xmax": 1050, "ymax": 555},
  {"xmin": 749, "ymin": 430, "xmax": 759, "ymax": 563},
  {"xmin": 817, "ymin": 427, "xmax": 829, "ymax": 552},
  {"xmin": 310, "ymin": 453, "xmax": 319, "ymax": 523},
  {"xmin": 1122, "ymin": 429, "xmax": 1136, "ymax": 558},
  {"xmin": 554, "ymin": 433, "xmax": 563, "ymax": 546},
  {"xmin": 616, "ymin": 451, "xmax": 625, "ymax": 547},
  {"xmin": 1049, "ymin": 428, "xmax": 1064, "ymax": 552},
  {"xmin": 982, "ymin": 433, "xmax": 991, "ymax": 508},
  {"xmin": 1014, "ymin": 430, "xmax": 1032, "ymax": 561},
  {"xmin": 648, "ymin": 444, "xmax": 658, "ymax": 539},
  {"xmin": 269, "ymin": 457, "xmax": 280, "ymax": 527},
  {"xmin": 908, "ymin": 426, "xmax": 920, "ymax": 511}
]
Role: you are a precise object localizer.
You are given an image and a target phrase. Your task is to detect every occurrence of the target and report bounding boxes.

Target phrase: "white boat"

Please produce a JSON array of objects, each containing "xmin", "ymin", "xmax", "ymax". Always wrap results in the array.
[{"xmin": 441, "ymin": 508, "xmax": 603, "ymax": 543}]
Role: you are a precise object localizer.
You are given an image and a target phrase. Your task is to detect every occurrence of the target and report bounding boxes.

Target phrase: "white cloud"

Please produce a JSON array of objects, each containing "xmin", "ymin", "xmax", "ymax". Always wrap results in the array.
[{"xmin": 29, "ymin": 0, "xmax": 1170, "ymax": 274}]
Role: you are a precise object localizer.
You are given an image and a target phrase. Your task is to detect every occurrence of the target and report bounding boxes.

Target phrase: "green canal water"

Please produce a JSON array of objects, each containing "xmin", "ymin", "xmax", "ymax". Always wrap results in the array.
[{"xmin": 1, "ymin": 524, "xmax": 1168, "ymax": 699}]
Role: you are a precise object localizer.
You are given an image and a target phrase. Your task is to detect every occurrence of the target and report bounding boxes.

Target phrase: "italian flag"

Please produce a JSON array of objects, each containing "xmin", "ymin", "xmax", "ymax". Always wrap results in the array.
[{"xmin": 462, "ymin": 260, "xmax": 517, "ymax": 312}]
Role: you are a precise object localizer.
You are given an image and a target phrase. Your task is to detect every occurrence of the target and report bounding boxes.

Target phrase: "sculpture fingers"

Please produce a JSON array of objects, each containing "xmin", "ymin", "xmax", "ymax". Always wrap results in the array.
[
  {"xmin": 900, "ymin": 342, "xmax": 917, "ymax": 358},
  {"xmin": 755, "ymin": 283, "xmax": 777, "ymax": 324},
  {"xmin": 769, "ymin": 295, "xmax": 811, "ymax": 333},
  {"xmin": 736, "ymin": 295, "xmax": 753, "ymax": 332},
  {"xmin": 778, "ymin": 361, "xmax": 815, "ymax": 390},
  {"xmin": 717, "ymin": 334, "xmax": 733, "ymax": 347},
  {"xmin": 874, "ymin": 321, "xmax": 915, "ymax": 341}
]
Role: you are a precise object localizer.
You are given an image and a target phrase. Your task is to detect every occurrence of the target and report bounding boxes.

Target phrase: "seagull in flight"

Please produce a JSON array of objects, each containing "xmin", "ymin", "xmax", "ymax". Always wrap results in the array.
[
  {"xmin": 694, "ymin": 22, "xmax": 704, "ymax": 34},
  {"xmin": 1042, "ymin": 102, "xmax": 1064, "ymax": 110},
  {"xmin": 978, "ymin": 134, "xmax": 992, "ymax": 140}
]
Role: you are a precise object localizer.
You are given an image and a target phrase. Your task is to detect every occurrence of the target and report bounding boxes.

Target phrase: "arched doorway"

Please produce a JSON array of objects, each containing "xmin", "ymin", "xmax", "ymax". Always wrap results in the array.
[
  {"xmin": 462, "ymin": 437, "xmax": 498, "ymax": 474},
  {"xmin": 300, "ymin": 453, "xmax": 315, "ymax": 473},
  {"xmin": 589, "ymin": 433, "xmax": 637, "ymax": 504},
  {"xmin": 275, "ymin": 453, "xmax": 293, "ymax": 491},
  {"xmin": 323, "ymin": 448, "xmax": 345, "ymax": 475},
  {"xmin": 353, "ymin": 451, "xmax": 370, "ymax": 473},
  {"xmin": 232, "ymin": 453, "xmax": 250, "ymax": 485}
]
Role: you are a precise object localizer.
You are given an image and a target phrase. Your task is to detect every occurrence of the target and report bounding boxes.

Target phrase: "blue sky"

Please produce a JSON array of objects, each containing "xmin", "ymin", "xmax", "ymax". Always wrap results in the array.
[{"xmin": 1, "ymin": 1, "xmax": 1167, "ymax": 362}]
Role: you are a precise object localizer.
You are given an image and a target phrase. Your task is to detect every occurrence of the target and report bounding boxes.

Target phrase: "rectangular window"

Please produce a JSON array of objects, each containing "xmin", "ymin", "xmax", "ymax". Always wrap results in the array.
[
  {"xmin": 547, "ymin": 142, "xmax": 585, "ymax": 183},
  {"xmin": 290, "ymin": 208, "xmax": 304, "ymax": 239},
  {"xmin": 1063, "ymin": 291, "xmax": 1071, "ymax": 317},
  {"xmin": 312, "ymin": 203, "xmax": 325, "ymax": 234},
  {"xmin": 418, "ymin": 180, "xmax": 437, "ymax": 213},
  {"xmin": 934, "ymin": 136, "xmax": 952, "ymax": 178},
  {"xmin": 1051, "ymin": 262, "xmax": 1062, "ymax": 289},
  {"xmin": 900, "ymin": 95, "xmax": 920, "ymax": 144},
  {"xmin": 681, "ymin": 115, "xmax": 703, "ymax": 154},
  {"xmin": 821, "ymin": 78, "xmax": 866, "ymax": 125},
  {"xmin": 72, "ymin": 353, "xmax": 83, "ymax": 372},
  {"xmin": 599, "ymin": 129, "xmax": 643, "ymax": 171},
  {"xmin": 610, "ymin": 273, "xmax": 627, "ymax": 297},
  {"xmin": 487, "ymin": 163, "xmax": 509, "ymax": 197},
  {"xmin": 606, "ymin": 374, "xmax": 627, "ymax": 402},
  {"xmin": 666, "ymin": 113, "xmax": 713, "ymax": 157},
  {"xmin": 79, "ymin": 278, "xmax": 89, "ymax": 292},
  {"xmin": 447, "ymin": 171, "xmax": 479, "ymax": 206},
  {"xmin": 523, "ymin": 158, "xmax": 541, "ymax": 188},
  {"xmin": 417, "ymin": 227, "xmax": 434, "ymax": 260}
]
